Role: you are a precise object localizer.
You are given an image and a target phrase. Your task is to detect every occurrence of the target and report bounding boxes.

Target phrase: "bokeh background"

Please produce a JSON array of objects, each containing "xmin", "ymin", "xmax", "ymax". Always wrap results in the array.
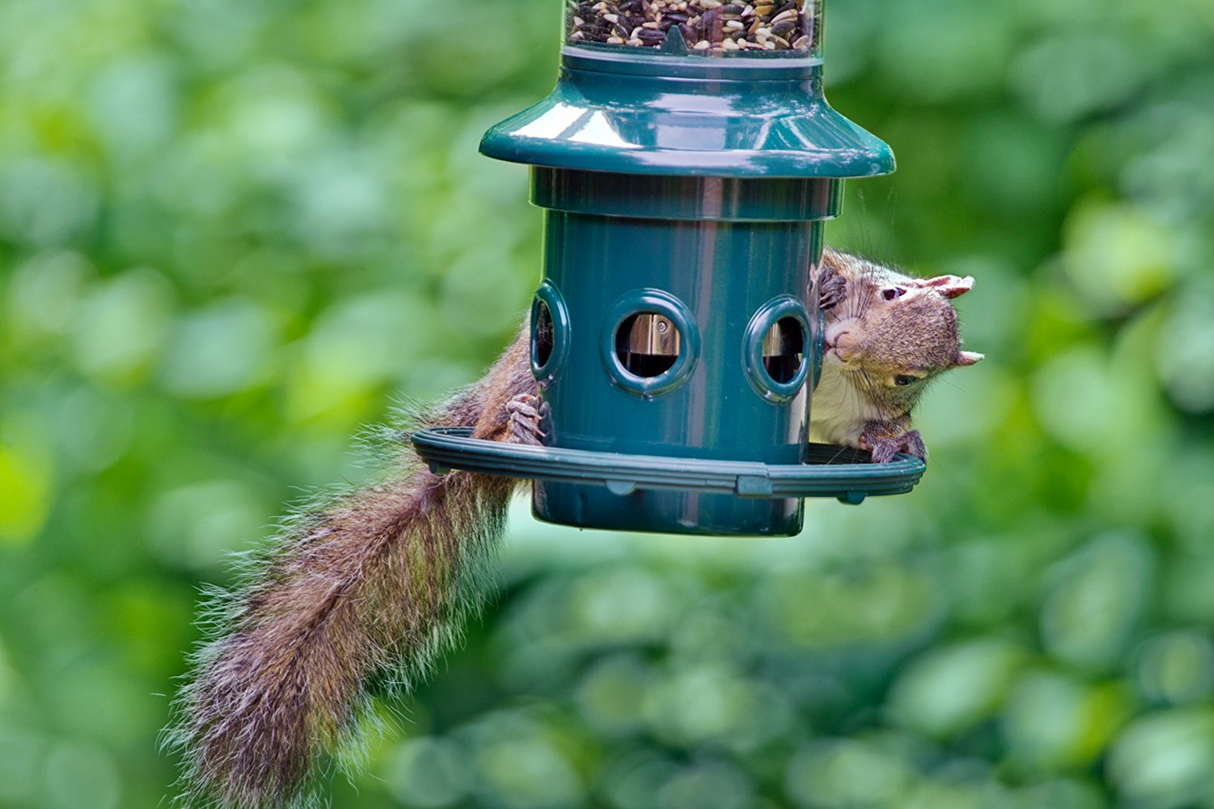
[{"xmin": 2, "ymin": 0, "xmax": 1214, "ymax": 806}]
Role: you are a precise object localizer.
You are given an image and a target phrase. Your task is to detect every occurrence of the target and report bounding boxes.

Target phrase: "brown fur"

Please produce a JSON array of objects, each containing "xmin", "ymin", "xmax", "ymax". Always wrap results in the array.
[
  {"xmin": 168, "ymin": 331, "xmax": 536, "ymax": 808},
  {"xmin": 812, "ymin": 248, "xmax": 982, "ymax": 458},
  {"xmin": 170, "ymin": 249, "xmax": 980, "ymax": 807}
]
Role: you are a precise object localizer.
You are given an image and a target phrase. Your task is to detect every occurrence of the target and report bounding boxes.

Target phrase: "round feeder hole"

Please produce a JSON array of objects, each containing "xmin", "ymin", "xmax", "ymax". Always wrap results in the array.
[
  {"xmin": 744, "ymin": 296, "xmax": 811, "ymax": 403},
  {"xmin": 601, "ymin": 289, "xmax": 700, "ymax": 398},
  {"xmin": 530, "ymin": 282, "xmax": 570, "ymax": 381}
]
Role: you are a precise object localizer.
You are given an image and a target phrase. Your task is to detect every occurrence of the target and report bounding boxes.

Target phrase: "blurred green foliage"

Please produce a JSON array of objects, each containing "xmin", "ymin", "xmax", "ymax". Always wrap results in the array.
[{"xmin": 2, "ymin": 0, "xmax": 1214, "ymax": 807}]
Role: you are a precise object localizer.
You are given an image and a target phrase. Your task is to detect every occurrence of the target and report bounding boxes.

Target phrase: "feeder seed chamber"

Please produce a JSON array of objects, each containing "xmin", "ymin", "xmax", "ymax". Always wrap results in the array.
[{"xmin": 412, "ymin": 0, "xmax": 925, "ymax": 537}]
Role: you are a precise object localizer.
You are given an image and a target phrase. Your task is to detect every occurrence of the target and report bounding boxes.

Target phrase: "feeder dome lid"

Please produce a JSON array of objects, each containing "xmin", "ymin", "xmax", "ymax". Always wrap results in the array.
[{"xmin": 481, "ymin": 1, "xmax": 894, "ymax": 180}]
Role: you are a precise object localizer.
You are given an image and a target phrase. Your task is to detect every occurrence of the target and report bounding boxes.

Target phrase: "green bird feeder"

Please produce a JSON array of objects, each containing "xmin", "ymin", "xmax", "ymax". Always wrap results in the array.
[{"xmin": 412, "ymin": 0, "xmax": 925, "ymax": 536}]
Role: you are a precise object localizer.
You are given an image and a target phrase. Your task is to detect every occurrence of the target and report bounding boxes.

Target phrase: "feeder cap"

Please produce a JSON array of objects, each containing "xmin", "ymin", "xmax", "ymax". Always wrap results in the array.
[{"xmin": 480, "ymin": 48, "xmax": 894, "ymax": 180}]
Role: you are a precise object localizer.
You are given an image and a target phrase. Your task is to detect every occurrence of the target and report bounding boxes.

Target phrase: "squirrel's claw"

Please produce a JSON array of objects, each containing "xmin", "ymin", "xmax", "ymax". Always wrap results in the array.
[
  {"xmin": 859, "ymin": 426, "xmax": 926, "ymax": 464},
  {"xmin": 819, "ymin": 271, "xmax": 847, "ymax": 312},
  {"xmin": 506, "ymin": 394, "xmax": 546, "ymax": 446}
]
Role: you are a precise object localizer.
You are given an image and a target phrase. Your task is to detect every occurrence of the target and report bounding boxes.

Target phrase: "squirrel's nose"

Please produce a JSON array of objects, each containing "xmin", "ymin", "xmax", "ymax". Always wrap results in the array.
[
  {"xmin": 829, "ymin": 330, "xmax": 855, "ymax": 348},
  {"xmin": 828, "ymin": 330, "xmax": 857, "ymax": 361}
]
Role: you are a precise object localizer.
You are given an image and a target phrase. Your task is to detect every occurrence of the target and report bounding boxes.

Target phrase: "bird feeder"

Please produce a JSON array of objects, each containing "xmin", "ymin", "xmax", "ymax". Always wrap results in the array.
[{"xmin": 412, "ymin": 0, "xmax": 925, "ymax": 536}]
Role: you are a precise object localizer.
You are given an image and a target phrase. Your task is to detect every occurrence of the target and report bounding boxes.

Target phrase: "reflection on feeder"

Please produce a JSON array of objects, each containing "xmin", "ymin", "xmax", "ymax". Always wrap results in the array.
[
  {"xmin": 616, "ymin": 312, "xmax": 681, "ymax": 378},
  {"xmin": 763, "ymin": 317, "xmax": 805, "ymax": 384},
  {"xmin": 533, "ymin": 299, "xmax": 555, "ymax": 369}
]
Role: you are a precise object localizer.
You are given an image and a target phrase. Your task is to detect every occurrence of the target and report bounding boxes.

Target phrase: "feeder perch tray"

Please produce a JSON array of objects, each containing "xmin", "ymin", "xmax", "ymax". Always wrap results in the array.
[{"xmin": 412, "ymin": 427, "xmax": 925, "ymax": 508}]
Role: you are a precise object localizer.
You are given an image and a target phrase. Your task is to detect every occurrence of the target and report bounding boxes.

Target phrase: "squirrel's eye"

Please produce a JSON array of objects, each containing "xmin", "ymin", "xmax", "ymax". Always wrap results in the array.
[
  {"xmin": 894, "ymin": 375, "xmax": 918, "ymax": 386},
  {"xmin": 882, "ymin": 287, "xmax": 907, "ymax": 301}
]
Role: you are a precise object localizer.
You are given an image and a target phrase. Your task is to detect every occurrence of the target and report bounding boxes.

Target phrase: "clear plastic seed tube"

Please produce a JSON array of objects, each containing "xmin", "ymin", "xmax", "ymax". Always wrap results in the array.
[{"xmin": 565, "ymin": 0, "xmax": 823, "ymax": 57}]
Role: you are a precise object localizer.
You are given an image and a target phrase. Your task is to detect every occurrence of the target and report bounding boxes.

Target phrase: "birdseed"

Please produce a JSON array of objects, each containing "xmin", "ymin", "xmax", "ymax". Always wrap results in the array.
[{"xmin": 566, "ymin": 0, "xmax": 818, "ymax": 54}]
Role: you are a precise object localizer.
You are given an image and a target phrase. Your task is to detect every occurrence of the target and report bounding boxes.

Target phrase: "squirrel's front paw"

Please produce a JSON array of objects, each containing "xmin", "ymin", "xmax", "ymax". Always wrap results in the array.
[
  {"xmin": 859, "ymin": 426, "xmax": 926, "ymax": 464},
  {"xmin": 506, "ymin": 394, "xmax": 547, "ymax": 446},
  {"xmin": 819, "ymin": 272, "xmax": 847, "ymax": 312}
]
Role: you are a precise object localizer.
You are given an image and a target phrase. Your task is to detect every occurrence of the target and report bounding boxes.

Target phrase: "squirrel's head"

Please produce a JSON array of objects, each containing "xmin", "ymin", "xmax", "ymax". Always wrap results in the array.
[{"xmin": 822, "ymin": 251, "xmax": 983, "ymax": 412}]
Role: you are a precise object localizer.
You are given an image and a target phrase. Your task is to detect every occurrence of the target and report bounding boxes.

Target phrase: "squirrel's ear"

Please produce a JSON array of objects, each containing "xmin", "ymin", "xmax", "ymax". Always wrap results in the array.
[
  {"xmin": 954, "ymin": 350, "xmax": 984, "ymax": 366},
  {"xmin": 917, "ymin": 275, "xmax": 975, "ymax": 299}
]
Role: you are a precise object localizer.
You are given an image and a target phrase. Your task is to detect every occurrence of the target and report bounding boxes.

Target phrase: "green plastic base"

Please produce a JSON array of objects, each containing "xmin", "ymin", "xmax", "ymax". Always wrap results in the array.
[{"xmin": 412, "ymin": 427, "xmax": 925, "ymax": 536}]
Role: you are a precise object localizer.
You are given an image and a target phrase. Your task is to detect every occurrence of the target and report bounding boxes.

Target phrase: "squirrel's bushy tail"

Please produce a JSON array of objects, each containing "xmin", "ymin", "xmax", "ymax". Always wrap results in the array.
[{"xmin": 168, "ymin": 337, "xmax": 532, "ymax": 808}]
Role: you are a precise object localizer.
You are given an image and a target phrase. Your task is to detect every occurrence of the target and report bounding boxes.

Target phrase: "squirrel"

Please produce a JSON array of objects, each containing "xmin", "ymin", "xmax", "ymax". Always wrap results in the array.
[
  {"xmin": 167, "ymin": 247, "xmax": 981, "ymax": 808},
  {"xmin": 811, "ymin": 248, "xmax": 983, "ymax": 462}
]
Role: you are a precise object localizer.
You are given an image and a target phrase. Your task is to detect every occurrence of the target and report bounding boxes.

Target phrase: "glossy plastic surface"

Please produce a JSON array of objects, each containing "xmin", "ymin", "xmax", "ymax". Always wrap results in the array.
[
  {"xmin": 532, "ymin": 168, "xmax": 843, "ymax": 221},
  {"xmin": 411, "ymin": 427, "xmax": 926, "ymax": 534},
  {"xmin": 530, "ymin": 281, "xmax": 571, "ymax": 382},
  {"xmin": 523, "ymin": 170, "xmax": 829, "ymax": 534},
  {"xmin": 599, "ymin": 289, "xmax": 701, "ymax": 398},
  {"xmin": 742, "ymin": 295, "xmax": 811, "ymax": 404},
  {"xmin": 480, "ymin": 47, "xmax": 894, "ymax": 178}
]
